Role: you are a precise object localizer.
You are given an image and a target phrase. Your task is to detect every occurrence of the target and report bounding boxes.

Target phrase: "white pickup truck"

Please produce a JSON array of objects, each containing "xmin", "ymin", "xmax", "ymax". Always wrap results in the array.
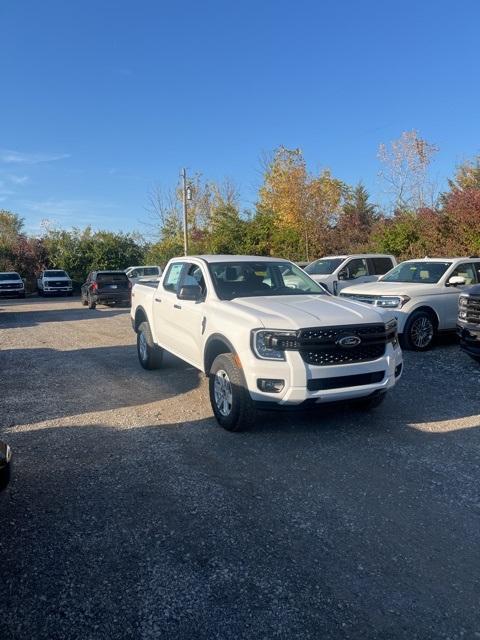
[
  {"xmin": 37, "ymin": 269, "xmax": 73, "ymax": 296},
  {"xmin": 304, "ymin": 254, "xmax": 397, "ymax": 294},
  {"xmin": 131, "ymin": 255, "xmax": 403, "ymax": 431}
]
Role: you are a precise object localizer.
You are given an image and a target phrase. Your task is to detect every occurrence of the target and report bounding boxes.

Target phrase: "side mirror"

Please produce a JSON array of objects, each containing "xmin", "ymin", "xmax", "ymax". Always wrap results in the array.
[
  {"xmin": 0, "ymin": 441, "xmax": 12, "ymax": 491},
  {"xmin": 178, "ymin": 284, "xmax": 202, "ymax": 301},
  {"xmin": 338, "ymin": 269, "xmax": 349, "ymax": 281},
  {"xmin": 447, "ymin": 276, "xmax": 466, "ymax": 287}
]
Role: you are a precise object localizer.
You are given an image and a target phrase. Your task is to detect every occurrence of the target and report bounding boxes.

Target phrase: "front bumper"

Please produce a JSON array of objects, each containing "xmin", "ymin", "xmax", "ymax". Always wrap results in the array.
[
  {"xmin": 0, "ymin": 287, "xmax": 24, "ymax": 297},
  {"xmin": 241, "ymin": 343, "xmax": 403, "ymax": 405},
  {"xmin": 93, "ymin": 293, "xmax": 130, "ymax": 305},
  {"xmin": 457, "ymin": 322, "xmax": 480, "ymax": 359}
]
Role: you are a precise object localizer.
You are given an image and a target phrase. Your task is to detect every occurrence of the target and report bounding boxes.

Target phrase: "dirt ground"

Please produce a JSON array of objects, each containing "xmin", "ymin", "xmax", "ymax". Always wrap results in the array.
[{"xmin": 1, "ymin": 296, "xmax": 479, "ymax": 639}]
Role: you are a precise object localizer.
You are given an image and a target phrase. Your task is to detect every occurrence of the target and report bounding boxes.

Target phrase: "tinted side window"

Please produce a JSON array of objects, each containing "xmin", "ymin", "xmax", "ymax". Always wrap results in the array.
[
  {"xmin": 163, "ymin": 263, "xmax": 185, "ymax": 292},
  {"xmin": 450, "ymin": 263, "xmax": 476, "ymax": 285},
  {"xmin": 475, "ymin": 263, "xmax": 480, "ymax": 283},
  {"xmin": 143, "ymin": 267, "xmax": 158, "ymax": 276},
  {"xmin": 344, "ymin": 258, "xmax": 368, "ymax": 279},
  {"xmin": 370, "ymin": 257, "xmax": 394, "ymax": 275},
  {"xmin": 183, "ymin": 264, "xmax": 207, "ymax": 296}
]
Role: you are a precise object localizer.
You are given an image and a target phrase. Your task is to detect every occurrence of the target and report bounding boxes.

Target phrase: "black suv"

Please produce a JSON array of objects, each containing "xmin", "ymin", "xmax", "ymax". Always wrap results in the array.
[
  {"xmin": 457, "ymin": 285, "xmax": 480, "ymax": 362},
  {"xmin": 81, "ymin": 271, "xmax": 131, "ymax": 309}
]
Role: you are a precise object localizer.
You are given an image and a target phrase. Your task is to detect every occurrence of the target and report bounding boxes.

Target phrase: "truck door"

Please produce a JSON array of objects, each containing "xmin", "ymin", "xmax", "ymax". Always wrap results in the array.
[
  {"xmin": 152, "ymin": 261, "xmax": 187, "ymax": 355},
  {"xmin": 336, "ymin": 258, "xmax": 370, "ymax": 293},
  {"xmin": 168, "ymin": 262, "xmax": 208, "ymax": 368}
]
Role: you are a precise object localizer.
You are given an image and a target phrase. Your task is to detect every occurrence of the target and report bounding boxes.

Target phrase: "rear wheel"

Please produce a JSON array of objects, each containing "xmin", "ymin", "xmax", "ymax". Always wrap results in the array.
[
  {"xmin": 209, "ymin": 353, "xmax": 256, "ymax": 431},
  {"xmin": 402, "ymin": 310, "xmax": 435, "ymax": 351},
  {"xmin": 137, "ymin": 321, "xmax": 163, "ymax": 370}
]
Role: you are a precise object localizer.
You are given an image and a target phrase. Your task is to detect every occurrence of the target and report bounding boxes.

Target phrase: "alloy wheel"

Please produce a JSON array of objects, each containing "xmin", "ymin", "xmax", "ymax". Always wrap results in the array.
[{"xmin": 214, "ymin": 369, "xmax": 233, "ymax": 416}]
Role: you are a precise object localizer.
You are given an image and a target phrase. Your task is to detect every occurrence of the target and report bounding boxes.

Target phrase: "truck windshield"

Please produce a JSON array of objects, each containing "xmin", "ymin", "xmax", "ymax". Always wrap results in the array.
[
  {"xmin": 381, "ymin": 261, "xmax": 451, "ymax": 284},
  {"xmin": 0, "ymin": 273, "xmax": 21, "ymax": 281},
  {"xmin": 44, "ymin": 270, "xmax": 68, "ymax": 278},
  {"xmin": 305, "ymin": 258, "xmax": 343, "ymax": 275},
  {"xmin": 209, "ymin": 261, "xmax": 326, "ymax": 300}
]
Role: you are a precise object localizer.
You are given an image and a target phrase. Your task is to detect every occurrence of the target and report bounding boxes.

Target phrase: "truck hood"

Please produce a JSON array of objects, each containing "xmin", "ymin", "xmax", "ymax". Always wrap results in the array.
[
  {"xmin": 340, "ymin": 281, "xmax": 441, "ymax": 297},
  {"xmin": 227, "ymin": 294, "xmax": 391, "ymax": 329}
]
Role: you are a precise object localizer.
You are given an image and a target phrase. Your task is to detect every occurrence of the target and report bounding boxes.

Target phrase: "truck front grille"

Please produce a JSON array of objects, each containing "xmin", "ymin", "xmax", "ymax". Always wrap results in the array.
[
  {"xmin": 298, "ymin": 323, "xmax": 389, "ymax": 366},
  {"xmin": 461, "ymin": 296, "xmax": 480, "ymax": 324}
]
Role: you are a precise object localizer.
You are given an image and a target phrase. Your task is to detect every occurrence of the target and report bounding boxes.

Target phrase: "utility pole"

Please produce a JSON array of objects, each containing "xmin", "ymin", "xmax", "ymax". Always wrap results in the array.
[{"xmin": 181, "ymin": 167, "xmax": 189, "ymax": 256}]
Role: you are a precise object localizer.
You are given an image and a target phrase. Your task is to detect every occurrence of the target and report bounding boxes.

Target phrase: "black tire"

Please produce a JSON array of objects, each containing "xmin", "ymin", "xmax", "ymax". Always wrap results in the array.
[
  {"xmin": 38, "ymin": 289, "xmax": 43, "ymax": 297},
  {"xmin": 87, "ymin": 294, "xmax": 96, "ymax": 310},
  {"xmin": 137, "ymin": 321, "xmax": 163, "ymax": 370},
  {"xmin": 401, "ymin": 310, "xmax": 436, "ymax": 351},
  {"xmin": 353, "ymin": 393, "xmax": 387, "ymax": 410},
  {"xmin": 19, "ymin": 292, "xmax": 26, "ymax": 299},
  {"xmin": 209, "ymin": 353, "xmax": 256, "ymax": 431}
]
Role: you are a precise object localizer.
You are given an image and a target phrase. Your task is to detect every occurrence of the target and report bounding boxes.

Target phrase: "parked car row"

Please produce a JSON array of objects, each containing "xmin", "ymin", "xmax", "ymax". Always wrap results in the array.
[{"xmin": 129, "ymin": 253, "xmax": 478, "ymax": 432}]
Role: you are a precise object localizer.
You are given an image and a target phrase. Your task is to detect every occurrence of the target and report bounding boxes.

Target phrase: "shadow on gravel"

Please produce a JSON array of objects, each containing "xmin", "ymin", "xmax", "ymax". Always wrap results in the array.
[
  {"xmin": 0, "ymin": 305, "xmax": 128, "ymax": 328},
  {"xmin": 1, "ymin": 414, "xmax": 479, "ymax": 640},
  {"xmin": 0, "ymin": 346, "xmax": 201, "ymax": 425}
]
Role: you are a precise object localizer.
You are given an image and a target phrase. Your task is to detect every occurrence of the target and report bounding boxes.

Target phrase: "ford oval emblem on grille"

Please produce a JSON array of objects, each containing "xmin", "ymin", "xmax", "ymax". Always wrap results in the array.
[{"xmin": 336, "ymin": 335, "xmax": 362, "ymax": 348}]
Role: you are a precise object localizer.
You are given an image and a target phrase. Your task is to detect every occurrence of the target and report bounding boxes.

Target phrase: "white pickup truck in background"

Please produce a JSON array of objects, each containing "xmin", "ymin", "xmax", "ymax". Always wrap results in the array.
[
  {"xmin": 37, "ymin": 270, "xmax": 73, "ymax": 296},
  {"xmin": 304, "ymin": 254, "xmax": 396, "ymax": 294},
  {"xmin": 131, "ymin": 255, "xmax": 402, "ymax": 431},
  {"xmin": 125, "ymin": 265, "xmax": 162, "ymax": 287}
]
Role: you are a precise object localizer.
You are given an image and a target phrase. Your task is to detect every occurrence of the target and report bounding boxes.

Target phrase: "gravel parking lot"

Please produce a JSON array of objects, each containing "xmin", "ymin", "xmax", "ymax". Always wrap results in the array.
[{"xmin": 1, "ymin": 297, "xmax": 479, "ymax": 639}]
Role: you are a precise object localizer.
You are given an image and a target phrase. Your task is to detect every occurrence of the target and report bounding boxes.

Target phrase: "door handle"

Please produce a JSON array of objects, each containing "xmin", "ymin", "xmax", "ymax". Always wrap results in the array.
[
  {"xmin": 154, "ymin": 297, "xmax": 162, "ymax": 303},
  {"xmin": 174, "ymin": 304, "xmax": 182, "ymax": 309}
]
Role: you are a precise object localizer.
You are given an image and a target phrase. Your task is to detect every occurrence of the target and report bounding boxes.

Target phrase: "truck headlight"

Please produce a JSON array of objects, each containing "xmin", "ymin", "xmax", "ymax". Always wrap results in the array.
[
  {"xmin": 376, "ymin": 295, "xmax": 410, "ymax": 309},
  {"xmin": 459, "ymin": 296, "xmax": 468, "ymax": 308},
  {"xmin": 252, "ymin": 330, "xmax": 298, "ymax": 361},
  {"xmin": 384, "ymin": 319, "xmax": 399, "ymax": 347}
]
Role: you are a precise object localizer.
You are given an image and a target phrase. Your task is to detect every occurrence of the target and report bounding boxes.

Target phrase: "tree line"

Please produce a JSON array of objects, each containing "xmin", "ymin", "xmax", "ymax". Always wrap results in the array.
[{"xmin": 1, "ymin": 130, "xmax": 479, "ymax": 291}]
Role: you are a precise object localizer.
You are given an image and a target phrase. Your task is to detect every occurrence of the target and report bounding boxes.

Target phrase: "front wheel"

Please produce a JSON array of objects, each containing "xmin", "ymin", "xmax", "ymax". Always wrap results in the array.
[
  {"xmin": 209, "ymin": 353, "xmax": 256, "ymax": 431},
  {"xmin": 137, "ymin": 322, "xmax": 163, "ymax": 370},
  {"xmin": 401, "ymin": 311, "xmax": 435, "ymax": 351}
]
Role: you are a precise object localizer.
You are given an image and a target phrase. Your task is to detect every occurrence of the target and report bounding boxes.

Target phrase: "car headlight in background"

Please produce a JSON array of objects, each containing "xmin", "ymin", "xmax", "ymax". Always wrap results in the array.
[
  {"xmin": 376, "ymin": 295, "xmax": 410, "ymax": 308},
  {"xmin": 252, "ymin": 330, "xmax": 298, "ymax": 360}
]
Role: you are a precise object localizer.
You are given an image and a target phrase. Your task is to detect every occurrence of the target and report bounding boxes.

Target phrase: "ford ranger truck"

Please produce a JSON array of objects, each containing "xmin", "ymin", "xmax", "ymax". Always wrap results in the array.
[
  {"xmin": 340, "ymin": 257, "xmax": 480, "ymax": 351},
  {"xmin": 37, "ymin": 269, "xmax": 73, "ymax": 296},
  {"xmin": 131, "ymin": 256, "xmax": 403, "ymax": 431},
  {"xmin": 457, "ymin": 285, "xmax": 480, "ymax": 363}
]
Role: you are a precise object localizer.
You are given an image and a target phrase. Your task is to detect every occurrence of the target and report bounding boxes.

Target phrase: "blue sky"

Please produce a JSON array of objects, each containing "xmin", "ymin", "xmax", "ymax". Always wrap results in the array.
[{"xmin": 1, "ymin": 0, "xmax": 479, "ymax": 236}]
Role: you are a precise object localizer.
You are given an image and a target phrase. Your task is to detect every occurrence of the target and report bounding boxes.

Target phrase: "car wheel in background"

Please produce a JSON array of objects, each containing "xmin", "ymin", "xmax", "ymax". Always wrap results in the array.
[
  {"xmin": 137, "ymin": 321, "xmax": 163, "ymax": 370},
  {"xmin": 401, "ymin": 310, "xmax": 435, "ymax": 351},
  {"xmin": 209, "ymin": 353, "xmax": 256, "ymax": 431}
]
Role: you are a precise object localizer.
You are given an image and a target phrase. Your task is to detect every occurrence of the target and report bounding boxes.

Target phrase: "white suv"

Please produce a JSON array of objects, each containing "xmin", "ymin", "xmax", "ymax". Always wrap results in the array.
[
  {"xmin": 304, "ymin": 254, "xmax": 396, "ymax": 295},
  {"xmin": 340, "ymin": 257, "xmax": 480, "ymax": 350}
]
